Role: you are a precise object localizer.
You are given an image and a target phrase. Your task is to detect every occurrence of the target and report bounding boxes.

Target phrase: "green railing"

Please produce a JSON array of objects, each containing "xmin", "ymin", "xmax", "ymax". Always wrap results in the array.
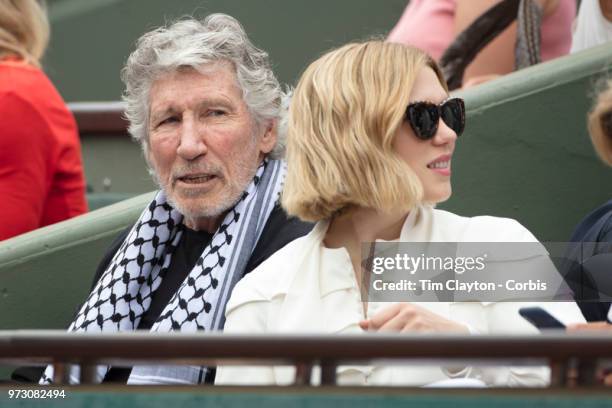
[
  {"xmin": 448, "ymin": 43, "xmax": 612, "ymax": 242},
  {"xmin": 0, "ymin": 193, "xmax": 154, "ymax": 331}
]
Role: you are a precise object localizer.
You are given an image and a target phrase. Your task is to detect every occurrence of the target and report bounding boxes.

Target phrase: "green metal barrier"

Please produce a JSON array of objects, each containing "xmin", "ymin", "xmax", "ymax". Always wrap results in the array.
[
  {"xmin": 45, "ymin": 0, "xmax": 406, "ymax": 102},
  {"xmin": 442, "ymin": 43, "xmax": 612, "ymax": 242},
  {"xmin": 0, "ymin": 192, "xmax": 154, "ymax": 331},
  {"xmin": 87, "ymin": 193, "xmax": 138, "ymax": 211},
  {"xmin": 81, "ymin": 135, "xmax": 155, "ymax": 196}
]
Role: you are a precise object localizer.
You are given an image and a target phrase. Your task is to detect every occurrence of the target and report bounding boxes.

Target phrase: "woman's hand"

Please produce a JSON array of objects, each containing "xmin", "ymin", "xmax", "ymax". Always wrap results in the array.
[
  {"xmin": 567, "ymin": 321, "xmax": 612, "ymax": 331},
  {"xmin": 359, "ymin": 302, "xmax": 470, "ymax": 334}
]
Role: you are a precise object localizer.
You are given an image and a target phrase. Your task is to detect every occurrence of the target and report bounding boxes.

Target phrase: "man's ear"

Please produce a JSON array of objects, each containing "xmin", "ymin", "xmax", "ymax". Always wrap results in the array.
[
  {"xmin": 145, "ymin": 145, "xmax": 158, "ymax": 173},
  {"xmin": 145, "ymin": 146, "xmax": 153, "ymax": 168},
  {"xmin": 259, "ymin": 119, "xmax": 278, "ymax": 154}
]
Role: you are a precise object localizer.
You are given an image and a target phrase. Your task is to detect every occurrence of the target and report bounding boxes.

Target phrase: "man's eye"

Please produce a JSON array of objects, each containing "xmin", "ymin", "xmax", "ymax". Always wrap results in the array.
[
  {"xmin": 158, "ymin": 117, "xmax": 179, "ymax": 127},
  {"xmin": 208, "ymin": 109, "xmax": 227, "ymax": 117}
]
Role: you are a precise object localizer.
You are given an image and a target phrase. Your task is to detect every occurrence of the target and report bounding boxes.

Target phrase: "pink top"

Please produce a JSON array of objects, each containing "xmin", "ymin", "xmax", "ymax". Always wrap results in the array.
[{"xmin": 388, "ymin": 0, "xmax": 576, "ymax": 62}]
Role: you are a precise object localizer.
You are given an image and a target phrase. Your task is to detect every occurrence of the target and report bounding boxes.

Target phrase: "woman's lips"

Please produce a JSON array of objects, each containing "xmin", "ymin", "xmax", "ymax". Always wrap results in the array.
[{"xmin": 427, "ymin": 155, "xmax": 452, "ymax": 176}]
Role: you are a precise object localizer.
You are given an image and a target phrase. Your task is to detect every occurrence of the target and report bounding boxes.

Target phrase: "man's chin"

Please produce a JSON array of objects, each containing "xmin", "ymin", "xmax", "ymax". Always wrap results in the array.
[
  {"xmin": 167, "ymin": 191, "xmax": 237, "ymax": 220},
  {"xmin": 175, "ymin": 201, "xmax": 226, "ymax": 219}
]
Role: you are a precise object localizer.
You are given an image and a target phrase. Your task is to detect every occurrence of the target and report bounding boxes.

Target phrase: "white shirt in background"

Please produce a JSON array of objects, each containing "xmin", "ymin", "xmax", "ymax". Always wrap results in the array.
[{"xmin": 571, "ymin": 0, "xmax": 612, "ymax": 53}]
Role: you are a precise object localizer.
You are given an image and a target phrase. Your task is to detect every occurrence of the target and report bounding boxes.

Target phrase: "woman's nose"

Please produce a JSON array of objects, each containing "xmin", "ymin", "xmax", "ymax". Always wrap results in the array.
[{"xmin": 433, "ymin": 119, "xmax": 458, "ymax": 145}]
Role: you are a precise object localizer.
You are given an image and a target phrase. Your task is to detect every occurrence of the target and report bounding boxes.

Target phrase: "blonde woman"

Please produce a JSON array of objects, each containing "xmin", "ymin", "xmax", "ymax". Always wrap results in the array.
[
  {"xmin": 0, "ymin": 0, "xmax": 87, "ymax": 241},
  {"xmin": 215, "ymin": 41, "xmax": 584, "ymax": 386}
]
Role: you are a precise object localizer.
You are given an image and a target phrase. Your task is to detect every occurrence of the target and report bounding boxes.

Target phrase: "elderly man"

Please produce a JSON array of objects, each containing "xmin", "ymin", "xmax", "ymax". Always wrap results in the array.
[{"xmin": 38, "ymin": 14, "xmax": 311, "ymax": 385}]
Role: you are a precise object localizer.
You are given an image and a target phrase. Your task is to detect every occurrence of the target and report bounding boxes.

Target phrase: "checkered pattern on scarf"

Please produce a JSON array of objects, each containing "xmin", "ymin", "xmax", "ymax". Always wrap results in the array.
[{"xmin": 41, "ymin": 159, "xmax": 286, "ymax": 385}]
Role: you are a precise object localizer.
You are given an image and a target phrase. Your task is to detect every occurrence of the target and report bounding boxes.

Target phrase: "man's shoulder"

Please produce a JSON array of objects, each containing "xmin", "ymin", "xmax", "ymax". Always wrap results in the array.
[
  {"xmin": 572, "ymin": 200, "xmax": 612, "ymax": 242},
  {"xmin": 91, "ymin": 226, "xmax": 132, "ymax": 289},
  {"xmin": 246, "ymin": 204, "xmax": 313, "ymax": 272}
]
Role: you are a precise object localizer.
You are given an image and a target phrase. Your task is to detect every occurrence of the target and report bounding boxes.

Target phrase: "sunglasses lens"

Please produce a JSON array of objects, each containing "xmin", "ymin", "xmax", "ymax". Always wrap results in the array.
[
  {"xmin": 441, "ymin": 98, "xmax": 465, "ymax": 136},
  {"xmin": 407, "ymin": 103, "xmax": 438, "ymax": 139},
  {"xmin": 602, "ymin": 110, "xmax": 612, "ymax": 137}
]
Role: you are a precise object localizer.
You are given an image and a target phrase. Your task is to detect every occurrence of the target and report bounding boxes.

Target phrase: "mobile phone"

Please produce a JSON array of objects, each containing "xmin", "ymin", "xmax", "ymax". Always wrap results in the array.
[{"xmin": 519, "ymin": 307, "xmax": 566, "ymax": 330}]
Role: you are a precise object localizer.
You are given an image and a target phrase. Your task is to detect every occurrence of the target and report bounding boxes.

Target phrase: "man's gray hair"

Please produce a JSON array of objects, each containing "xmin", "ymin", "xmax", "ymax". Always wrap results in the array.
[{"xmin": 121, "ymin": 13, "xmax": 285, "ymax": 158}]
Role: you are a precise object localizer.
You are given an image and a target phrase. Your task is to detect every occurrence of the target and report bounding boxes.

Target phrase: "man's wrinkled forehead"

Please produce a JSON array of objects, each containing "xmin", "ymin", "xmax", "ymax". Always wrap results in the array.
[
  {"xmin": 147, "ymin": 60, "xmax": 242, "ymax": 118},
  {"xmin": 154, "ymin": 59, "xmax": 238, "ymax": 89}
]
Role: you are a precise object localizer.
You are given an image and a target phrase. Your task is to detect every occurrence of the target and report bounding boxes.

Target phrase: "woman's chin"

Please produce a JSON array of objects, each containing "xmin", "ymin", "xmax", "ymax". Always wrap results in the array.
[{"xmin": 423, "ymin": 187, "xmax": 452, "ymax": 205}]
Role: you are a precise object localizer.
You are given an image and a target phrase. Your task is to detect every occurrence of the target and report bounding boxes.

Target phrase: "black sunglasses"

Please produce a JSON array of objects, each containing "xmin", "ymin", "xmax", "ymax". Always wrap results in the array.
[{"xmin": 405, "ymin": 98, "xmax": 466, "ymax": 140}]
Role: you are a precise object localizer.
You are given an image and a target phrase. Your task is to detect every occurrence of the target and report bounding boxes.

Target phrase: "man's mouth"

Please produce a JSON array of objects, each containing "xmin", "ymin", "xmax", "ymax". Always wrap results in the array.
[{"xmin": 176, "ymin": 174, "xmax": 217, "ymax": 184}]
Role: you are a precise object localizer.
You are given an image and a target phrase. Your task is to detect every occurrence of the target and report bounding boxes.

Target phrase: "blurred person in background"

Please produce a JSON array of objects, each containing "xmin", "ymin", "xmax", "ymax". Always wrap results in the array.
[
  {"xmin": 563, "ymin": 79, "xmax": 612, "ymax": 324},
  {"xmin": 570, "ymin": 0, "xmax": 612, "ymax": 53},
  {"xmin": 388, "ymin": 0, "xmax": 575, "ymax": 88},
  {"xmin": 0, "ymin": 0, "xmax": 87, "ymax": 241},
  {"xmin": 561, "ymin": 79, "xmax": 612, "ymax": 386}
]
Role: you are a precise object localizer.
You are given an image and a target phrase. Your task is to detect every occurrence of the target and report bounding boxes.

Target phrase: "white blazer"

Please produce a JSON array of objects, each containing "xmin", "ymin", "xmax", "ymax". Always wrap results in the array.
[{"xmin": 215, "ymin": 206, "xmax": 585, "ymax": 386}]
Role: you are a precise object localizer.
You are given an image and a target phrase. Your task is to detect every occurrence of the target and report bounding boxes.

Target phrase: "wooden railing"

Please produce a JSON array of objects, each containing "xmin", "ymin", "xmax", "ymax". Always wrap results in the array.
[
  {"xmin": 2, "ymin": 331, "xmax": 612, "ymax": 387},
  {"xmin": 68, "ymin": 102, "xmax": 127, "ymax": 135}
]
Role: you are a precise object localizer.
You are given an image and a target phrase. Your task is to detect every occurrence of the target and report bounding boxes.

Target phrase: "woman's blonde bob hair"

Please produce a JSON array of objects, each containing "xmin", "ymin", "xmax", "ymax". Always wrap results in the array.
[
  {"xmin": 588, "ymin": 80, "xmax": 612, "ymax": 166},
  {"xmin": 282, "ymin": 41, "xmax": 448, "ymax": 222},
  {"xmin": 0, "ymin": 0, "xmax": 49, "ymax": 65}
]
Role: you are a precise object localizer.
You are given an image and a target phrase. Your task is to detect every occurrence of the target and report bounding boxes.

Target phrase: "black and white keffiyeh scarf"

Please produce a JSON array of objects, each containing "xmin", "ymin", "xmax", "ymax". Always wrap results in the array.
[{"xmin": 41, "ymin": 159, "xmax": 286, "ymax": 385}]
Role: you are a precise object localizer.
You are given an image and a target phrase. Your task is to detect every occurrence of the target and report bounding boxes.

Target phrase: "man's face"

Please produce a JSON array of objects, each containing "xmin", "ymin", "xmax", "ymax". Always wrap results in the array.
[{"xmin": 147, "ymin": 63, "xmax": 277, "ymax": 230}]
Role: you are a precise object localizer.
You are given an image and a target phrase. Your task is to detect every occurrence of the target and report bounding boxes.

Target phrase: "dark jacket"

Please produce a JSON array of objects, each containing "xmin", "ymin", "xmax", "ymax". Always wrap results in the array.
[{"xmin": 563, "ymin": 200, "xmax": 612, "ymax": 322}]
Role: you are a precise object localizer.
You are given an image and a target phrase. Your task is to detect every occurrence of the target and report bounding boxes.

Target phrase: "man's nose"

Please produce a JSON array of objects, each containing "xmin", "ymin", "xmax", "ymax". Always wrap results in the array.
[{"xmin": 176, "ymin": 117, "xmax": 207, "ymax": 160}]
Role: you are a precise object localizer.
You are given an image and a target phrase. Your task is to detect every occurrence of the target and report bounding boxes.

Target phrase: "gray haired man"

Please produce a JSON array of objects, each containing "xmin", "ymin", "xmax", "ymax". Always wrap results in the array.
[{"xmin": 39, "ymin": 14, "xmax": 311, "ymax": 385}]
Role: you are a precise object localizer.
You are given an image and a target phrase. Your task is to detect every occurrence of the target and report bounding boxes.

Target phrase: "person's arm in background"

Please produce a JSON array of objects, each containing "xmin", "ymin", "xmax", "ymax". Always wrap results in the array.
[
  {"xmin": 387, "ymin": 0, "xmax": 457, "ymax": 61},
  {"xmin": 600, "ymin": 0, "xmax": 612, "ymax": 22},
  {"xmin": 0, "ymin": 93, "xmax": 53, "ymax": 240},
  {"xmin": 455, "ymin": 0, "xmax": 559, "ymax": 88}
]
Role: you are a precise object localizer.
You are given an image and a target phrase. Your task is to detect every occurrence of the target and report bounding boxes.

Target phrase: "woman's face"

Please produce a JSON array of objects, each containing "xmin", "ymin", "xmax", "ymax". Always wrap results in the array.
[{"xmin": 392, "ymin": 67, "xmax": 458, "ymax": 204}]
